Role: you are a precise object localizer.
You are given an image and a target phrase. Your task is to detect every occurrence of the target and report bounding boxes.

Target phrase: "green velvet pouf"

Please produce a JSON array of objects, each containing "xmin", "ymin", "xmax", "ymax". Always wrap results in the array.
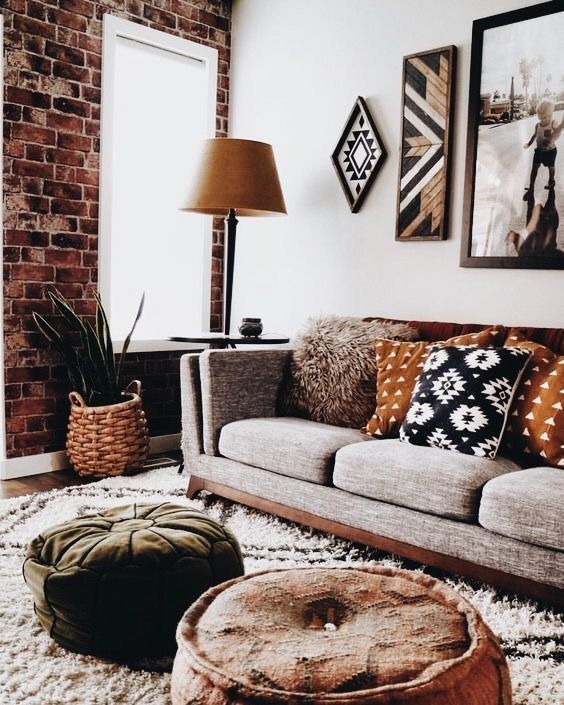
[{"xmin": 23, "ymin": 502, "xmax": 244, "ymax": 658}]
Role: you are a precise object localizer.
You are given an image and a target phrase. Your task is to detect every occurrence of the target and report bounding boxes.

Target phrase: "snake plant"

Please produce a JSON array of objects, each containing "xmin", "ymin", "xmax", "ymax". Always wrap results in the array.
[{"xmin": 33, "ymin": 289, "xmax": 145, "ymax": 407}]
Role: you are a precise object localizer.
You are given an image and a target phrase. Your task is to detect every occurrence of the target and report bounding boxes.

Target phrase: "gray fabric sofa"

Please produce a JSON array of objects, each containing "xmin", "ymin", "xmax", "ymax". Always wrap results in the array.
[{"xmin": 180, "ymin": 349, "xmax": 564, "ymax": 605}]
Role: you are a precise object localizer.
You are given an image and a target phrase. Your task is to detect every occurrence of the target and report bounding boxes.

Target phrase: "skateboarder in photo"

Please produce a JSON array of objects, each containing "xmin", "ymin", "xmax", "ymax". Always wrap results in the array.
[{"xmin": 522, "ymin": 98, "xmax": 564, "ymax": 200}]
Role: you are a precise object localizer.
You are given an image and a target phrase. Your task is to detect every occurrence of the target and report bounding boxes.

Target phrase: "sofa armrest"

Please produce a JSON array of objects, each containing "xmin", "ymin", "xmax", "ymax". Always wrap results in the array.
[
  {"xmin": 180, "ymin": 353, "xmax": 205, "ymax": 459},
  {"xmin": 199, "ymin": 348, "xmax": 292, "ymax": 456}
]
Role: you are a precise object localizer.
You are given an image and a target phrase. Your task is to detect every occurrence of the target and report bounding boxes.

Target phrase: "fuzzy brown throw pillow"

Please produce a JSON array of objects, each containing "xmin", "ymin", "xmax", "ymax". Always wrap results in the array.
[{"xmin": 279, "ymin": 316, "xmax": 418, "ymax": 428}]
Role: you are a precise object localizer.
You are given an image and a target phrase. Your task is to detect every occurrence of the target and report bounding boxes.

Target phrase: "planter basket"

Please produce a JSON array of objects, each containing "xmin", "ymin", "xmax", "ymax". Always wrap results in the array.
[{"xmin": 67, "ymin": 380, "xmax": 150, "ymax": 478}]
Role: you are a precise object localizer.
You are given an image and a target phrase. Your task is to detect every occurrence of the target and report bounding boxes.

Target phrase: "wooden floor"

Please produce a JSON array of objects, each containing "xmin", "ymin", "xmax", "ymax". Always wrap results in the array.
[{"xmin": 0, "ymin": 452, "xmax": 182, "ymax": 499}]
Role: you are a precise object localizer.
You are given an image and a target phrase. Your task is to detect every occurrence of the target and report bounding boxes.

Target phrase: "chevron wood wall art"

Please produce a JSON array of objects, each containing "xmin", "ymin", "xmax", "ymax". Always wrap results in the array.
[{"xmin": 396, "ymin": 46, "xmax": 456, "ymax": 241}]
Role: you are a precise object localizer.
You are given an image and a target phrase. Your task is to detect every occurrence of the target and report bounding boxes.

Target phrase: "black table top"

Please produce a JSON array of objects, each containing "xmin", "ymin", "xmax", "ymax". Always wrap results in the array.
[{"xmin": 169, "ymin": 334, "xmax": 290, "ymax": 348}]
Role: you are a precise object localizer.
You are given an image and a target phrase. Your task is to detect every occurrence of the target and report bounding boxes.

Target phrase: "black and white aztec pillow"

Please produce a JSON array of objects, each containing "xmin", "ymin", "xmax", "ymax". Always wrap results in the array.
[{"xmin": 399, "ymin": 345, "xmax": 531, "ymax": 458}]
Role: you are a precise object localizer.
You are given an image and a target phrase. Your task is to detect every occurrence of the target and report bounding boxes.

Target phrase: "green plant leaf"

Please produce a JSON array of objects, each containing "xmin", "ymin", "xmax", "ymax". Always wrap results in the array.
[
  {"xmin": 117, "ymin": 292, "xmax": 145, "ymax": 389},
  {"xmin": 94, "ymin": 292, "xmax": 118, "ymax": 397},
  {"xmin": 33, "ymin": 312, "xmax": 86, "ymax": 395}
]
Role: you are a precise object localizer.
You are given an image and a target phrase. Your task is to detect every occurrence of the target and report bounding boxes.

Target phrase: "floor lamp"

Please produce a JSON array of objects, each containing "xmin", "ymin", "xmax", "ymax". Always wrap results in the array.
[{"xmin": 180, "ymin": 138, "xmax": 287, "ymax": 335}]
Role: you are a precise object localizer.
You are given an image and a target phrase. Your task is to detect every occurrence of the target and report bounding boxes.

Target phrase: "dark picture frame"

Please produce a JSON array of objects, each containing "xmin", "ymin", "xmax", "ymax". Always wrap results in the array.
[
  {"xmin": 461, "ymin": 0, "xmax": 564, "ymax": 269},
  {"xmin": 396, "ymin": 45, "xmax": 457, "ymax": 241},
  {"xmin": 331, "ymin": 96, "xmax": 387, "ymax": 213}
]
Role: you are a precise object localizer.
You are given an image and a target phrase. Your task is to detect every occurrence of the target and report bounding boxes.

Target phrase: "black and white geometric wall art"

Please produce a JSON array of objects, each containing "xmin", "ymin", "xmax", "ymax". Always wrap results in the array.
[
  {"xmin": 396, "ymin": 46, "xmax": 456, "ymax": 241},
  {"xmin": 331, "ymin": 96, "xmax": 387, "ymax": 213},
  {"xmin": 399, "ymin": 345, "xmax": 531, "ymax": 458}
]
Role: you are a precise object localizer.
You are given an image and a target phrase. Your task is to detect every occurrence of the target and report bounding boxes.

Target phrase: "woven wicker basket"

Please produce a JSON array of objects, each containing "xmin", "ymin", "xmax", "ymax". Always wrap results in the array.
[{"xmin": 66, "ymin": 380, "xmax": 150, "ymax": 478}]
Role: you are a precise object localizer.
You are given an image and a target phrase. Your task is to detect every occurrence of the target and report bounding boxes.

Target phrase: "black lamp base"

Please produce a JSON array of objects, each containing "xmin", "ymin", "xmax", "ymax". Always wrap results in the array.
[{"xmin": 223, "ymin": 208, "xmax": 238, "ymax": 336}]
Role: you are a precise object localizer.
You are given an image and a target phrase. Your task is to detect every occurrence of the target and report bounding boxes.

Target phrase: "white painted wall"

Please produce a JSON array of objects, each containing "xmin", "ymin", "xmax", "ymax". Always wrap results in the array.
[{"xmin": 229, "ymin": 0, "xmax": 563, "ymax": 338}]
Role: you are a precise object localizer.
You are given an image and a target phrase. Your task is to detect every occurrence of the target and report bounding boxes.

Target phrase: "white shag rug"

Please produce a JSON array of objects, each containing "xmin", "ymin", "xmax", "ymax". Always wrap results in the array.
[{"xmin": 0, "ymin": 467, "xmax": 562, "ymax": 705}]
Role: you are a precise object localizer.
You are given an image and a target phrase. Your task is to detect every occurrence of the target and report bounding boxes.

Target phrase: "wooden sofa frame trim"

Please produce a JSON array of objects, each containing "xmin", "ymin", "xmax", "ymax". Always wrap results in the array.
[{"xmin": 187, "ymin": 475, "xmax": 564, "ymax": 608}]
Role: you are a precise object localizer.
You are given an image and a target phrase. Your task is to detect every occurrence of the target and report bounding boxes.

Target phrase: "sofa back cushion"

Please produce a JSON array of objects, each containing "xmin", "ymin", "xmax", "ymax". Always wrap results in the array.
[{"xmin": 364, "ymin": 317, "xmax": 564, "ymax": 355}]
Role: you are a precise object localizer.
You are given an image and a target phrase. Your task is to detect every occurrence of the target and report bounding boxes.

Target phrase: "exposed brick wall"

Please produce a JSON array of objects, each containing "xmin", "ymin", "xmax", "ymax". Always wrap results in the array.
[{"xmin": 2, "ymin": 0, "xmax": 230, "ymax": 457}]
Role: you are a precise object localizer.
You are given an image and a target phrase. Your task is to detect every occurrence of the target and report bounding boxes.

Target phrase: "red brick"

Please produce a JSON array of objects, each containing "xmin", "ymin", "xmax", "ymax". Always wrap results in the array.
[
  {"xmin": 83, "ymin": 186, "xmax": 98, "ymax": 200},
  {"xmin": 78, "ymin": 33, "xmax": 101, "ymax": 53},
  {"xmin": 5, "ymin": 194, "xmax": 50, "ymax": 213},
  {"xmin": 46, "ymin": 148, "xmax": 85, "ymax": 167},
  {"xmin": 55, "ymin": 165, "xmax": 76, "ymax": 181},
  {"xmin": 45, "ymin": 250, "xmax": 82, "ymax": 266},
  {"xmin": 75, "ymin": 168, "xmax": 98, "ymax": 185},
  {"xmin": 3, "ymin": 247, "xmax": 21, "ymax": 263},
  {"xmin": 22, "ymin": 247, "xmax": 45, "ymax": 264},
  {"xmin": 11, "ymin": 264, "xmax": 54, "ymax": 282},
  {"xmin": 78, "ymin": 218, "xmax": 98, "ymax": 235},
  {"xmin": 12, "ymin": 123, "xmax": 56, "ymax": 145},
  {"xmin": 53, "ymin": 96, "xmax": 90, "ymax": 118},
  {"xmin": 22, "ymin": 106, "xmax": 47, "ymax": 125},
  {"xmin": 25, "ymin": 416, "xmax": 46, "ymax": 432},
  {"xmin": 23, "ymin": 283, "xmax": 46, "ymax": 298},
  {"xmin": 47, "ymin": 8, "xmax": 88, "ymax": 31},
  {"xmin": 13, "ymin": 431, "xmax": 56, "ymax": 447},
  {"xmin": 60, "ymin": 0, "xmax": 95, "ymax": 18},
  {"xmin": 7, "ymin": 86, "xmax": 51, "ymax": 109},
  {"xmin": 57, "ymin": 132, "xmax": 91, "ymax": 152},
  {"xmin": 5, "ymin": 385, "xmax": 22, "ymax": 401},
  {"xmin": 53, "ymin": 61, "xmax": 90, "ymax": 83},
  {"xmin": 56, "ymin": 27, "xmax": 79, "ymax": 48},
  {"xmin": 43, "ymin": 180, "xmax": 82, "ymax": 200},
  {"xmin": 6, "ymin": 417, "xmax": 26, "ymax": 435},
  {"xmin": 144, "ymin": 5, "xmax": 176, "ymax": 28},
  {"xmin": 13, "ymin": 15, "xmax": 57, "ymax": 40},
  {"xmin": 4, "ymin": 103, "xmax": 22, "ymax": 121},
  {"xmin": 6, "ymin": 366, "xmax": 50, "ymax": 383},
  {"xmin": 55, "ymin": 267, "xmax": 90, "ymax": 283},
  {"xmin": 5, "ymin": 230, "xmax": 49, "ymax": 247},
  {"xmin": 49, "ymin": 282, "xmax": 83, "ymax": 298},
  {"xmin": 45, "ymin": 41, "xmax": 85, "ymax": 66},
  {"xmin": 27, "ymin": 0, "xmax": 47, "ymax": 19},
  {"xmin": 50, "ymin": 232, "xmax": 88, "ymax": 249},
  {"xmin": 51, "ymin": 199, "xmax": 88, "ymax": 216},
  {"xmin": 22, "ymin": 35, "xmax": 46, "ymax": 55},
  {"xmin": 21, "ymin": 177, "xmax": 43, "ymax": 195},
  {"xmin": 46, "ymin": 112, "xmax": 84, "ymax": 132},
  {"xmin": 38, "ymin": 214, "xmax": 78, "ymax": 231},
  {"xmin": 25, "ymin": 144, "xmax": 46, "ymax": 161},
  {"xmin": 13, "ymin": 160, "xmax": 54, "ymax": 178},
  {"xmin": 81, "ymin": 86, "xmax": 100, "ymax": 103}
]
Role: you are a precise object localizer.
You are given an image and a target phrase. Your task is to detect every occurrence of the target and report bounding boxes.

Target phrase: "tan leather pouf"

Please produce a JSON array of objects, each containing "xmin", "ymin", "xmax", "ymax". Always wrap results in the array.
[{"xmin": 172, "ymin": 567, "xmax": 511, "ymax": 705}]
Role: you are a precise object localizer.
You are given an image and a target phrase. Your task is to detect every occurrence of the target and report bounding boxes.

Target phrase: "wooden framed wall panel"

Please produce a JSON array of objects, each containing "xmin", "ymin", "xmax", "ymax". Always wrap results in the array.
[{"xmin": 396, "ymin": 46, "xmax": 457, "ymax": 241}]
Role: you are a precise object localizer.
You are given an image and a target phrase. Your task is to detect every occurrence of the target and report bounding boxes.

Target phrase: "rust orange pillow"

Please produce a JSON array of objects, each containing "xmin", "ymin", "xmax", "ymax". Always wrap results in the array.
[
  {"xmin": 503, "ymin": 329, "xmax": 564, "ymax": 468},
  {"xmin": 363, "ymin": 326, "xmax": 506, "ymax": 438}
]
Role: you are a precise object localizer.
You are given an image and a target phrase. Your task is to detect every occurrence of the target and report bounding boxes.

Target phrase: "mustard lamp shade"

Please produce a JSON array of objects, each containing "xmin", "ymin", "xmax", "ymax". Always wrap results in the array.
[{"xmin": 180, "ymin": 138, "xmax": 287, "ymax": 217}]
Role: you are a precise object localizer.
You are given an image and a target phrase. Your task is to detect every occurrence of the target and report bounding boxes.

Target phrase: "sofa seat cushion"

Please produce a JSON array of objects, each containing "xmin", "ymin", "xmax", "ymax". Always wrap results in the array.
[
  {"xmin": 333, "ymin": 439, "xmax": 520, "ymax": 521},
  {"xmin": 479, "ymin": 468, "xmax": 564, "ymax": 551},
  {"xmin": 218, "ymin": 417, "xmax": 368, "ymax": 485}
]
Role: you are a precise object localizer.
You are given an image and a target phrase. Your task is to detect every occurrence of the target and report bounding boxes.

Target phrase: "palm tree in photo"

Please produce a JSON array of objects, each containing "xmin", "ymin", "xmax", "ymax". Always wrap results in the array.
[{"xmin": 519, "ymin": 58, "xmax": 532, "ymax": 112}]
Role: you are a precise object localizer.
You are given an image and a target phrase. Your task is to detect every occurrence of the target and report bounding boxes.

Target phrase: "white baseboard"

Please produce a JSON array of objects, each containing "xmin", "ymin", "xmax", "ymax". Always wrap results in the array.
[{"xmin": 0, "ymin": 433, "xmax": 181, "ymax": 481}]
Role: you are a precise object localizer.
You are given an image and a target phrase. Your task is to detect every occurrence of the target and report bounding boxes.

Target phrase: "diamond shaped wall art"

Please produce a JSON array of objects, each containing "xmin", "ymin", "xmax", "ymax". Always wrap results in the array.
[{"xmin": 331, "ymin": 96, "xmax": 387, "ymax": 213}]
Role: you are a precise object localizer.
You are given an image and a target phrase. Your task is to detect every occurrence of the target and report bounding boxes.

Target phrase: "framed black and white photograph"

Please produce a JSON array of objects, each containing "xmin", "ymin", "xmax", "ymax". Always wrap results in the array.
[
  {"xmin": 461, "ymin": 0, "xmax": 564, "ymax": 269},
  {"xmin": 331, "ymin": 96, "xmax": 387, "ymax": 213}
]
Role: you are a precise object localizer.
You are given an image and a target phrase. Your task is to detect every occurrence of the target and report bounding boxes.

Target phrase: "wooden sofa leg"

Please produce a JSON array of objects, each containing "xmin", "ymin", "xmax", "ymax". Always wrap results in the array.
[{"xmin": 186, "ymin": 475, "xmax": 205, "ymax": 499}]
